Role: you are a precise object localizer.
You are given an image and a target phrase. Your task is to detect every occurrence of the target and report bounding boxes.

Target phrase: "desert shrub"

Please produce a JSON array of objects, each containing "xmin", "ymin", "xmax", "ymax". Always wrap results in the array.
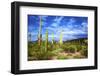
[
  {"xmin": 68, "ymin": 47, "xmax": 75, "ymax": 53},
  {"xmin": 28, "ymin": 48, "xmax": 33, "ymax": 57},
  {"xmin": 28, "ymin": 42, "xmax": 33, "ymax": 48},
  {"xmin": 68, "ymin": 45, "xmax": 77, "ymax": 53},
  {"xmin": 61, "ymin": 45, "xmax": 69, "ymax": 52},
  {"xmin": 61, "ymin": 44, "xmax": 77, "ymax": 53},
  {"xmin": 30, "ymin": 45, "xmax": 55, "ymax": 60},
  {"xmin": 48, "ymin": 44, "xmax": 54, "ymax": 51},
  {"xmin": 76, "ymin": 45, "xmax": 82, "ymax": 52},
  {"xmin": 28, "ymin": 42, "xmax": 34, "ymax": 57},
  {"xmin": 52, "ymin": 48, "xmax": 64, "ymax": 55},
  {"xmin": 36, "ymin": 51, "xmax": 54, "ymax": 60},
  {"xmin": 80, "ymin": 50, "xmax": 87, "ymax": 57},
  {"xmin": 80, "ymin": 46, "xmax": 88, "ymax": 57}
]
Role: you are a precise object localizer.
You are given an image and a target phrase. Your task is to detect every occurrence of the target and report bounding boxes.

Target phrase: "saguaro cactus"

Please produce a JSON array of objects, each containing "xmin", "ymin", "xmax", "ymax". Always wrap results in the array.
[
  {"xmin": 52, "ymin": 32, "xmax": 54, "ymax": 45},
  {"xmin": 59, "ymin": 31, "xmax": 63, "ymax": 45},
  {"xmin": 38, "ymin": 16, "xmax": 42, "ymax": 46},
  {"xmin": 45, "ymin": 29, "xmax": 48, "ymax": 51}
]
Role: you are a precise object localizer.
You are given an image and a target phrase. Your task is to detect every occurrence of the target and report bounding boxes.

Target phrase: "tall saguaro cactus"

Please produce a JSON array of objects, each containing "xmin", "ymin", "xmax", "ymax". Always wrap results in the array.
[
  {"xmin": 52, "ymin": 32, "xmax": 54, "ymax": 45},
  {"xmin": 59, "ymin": 31, "xmax": 63, "ymax": 45},
  {"xmin": 45, "ymin": 29, "xmax": 48, "ymax": 51},
  {"xmin": 38, "ymin": 16, "xmax": 42, "ymax": 46}
]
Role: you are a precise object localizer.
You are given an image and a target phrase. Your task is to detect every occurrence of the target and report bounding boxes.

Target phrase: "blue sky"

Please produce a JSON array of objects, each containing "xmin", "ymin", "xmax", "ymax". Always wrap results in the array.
[{"xmin": 28, "ymin": 15, "xmax": 88, "ymax": 41}]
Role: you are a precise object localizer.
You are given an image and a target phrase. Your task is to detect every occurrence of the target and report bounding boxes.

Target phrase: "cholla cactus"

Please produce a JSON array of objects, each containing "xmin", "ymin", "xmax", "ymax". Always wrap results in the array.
[
  {"xmin": 38, "ymin": 16, "xmax": 42, "ymax": 46},
  {"xmin": 45, "ymin": 29, "xmax": 48, "ymax": 51},
  {"xmin": 59, "ymin": 31, "xmax": 63, "ymax": 45}
]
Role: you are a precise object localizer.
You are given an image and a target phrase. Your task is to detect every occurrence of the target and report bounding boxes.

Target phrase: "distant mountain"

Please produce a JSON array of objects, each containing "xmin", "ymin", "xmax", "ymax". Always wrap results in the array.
[{"xmin": 63, "ymin": 38, "xmax": 87, "ymax": 43}]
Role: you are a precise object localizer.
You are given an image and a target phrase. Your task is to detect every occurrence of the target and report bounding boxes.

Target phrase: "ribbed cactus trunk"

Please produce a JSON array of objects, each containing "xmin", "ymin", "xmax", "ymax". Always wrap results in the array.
[
  {"xmin": 38, "ymin": 16, "xmax": 42, "ymax": 46},
  {"xmin": 52, "ymin": 32, "xmax": 54, "ymax": 45},
  {"xmin": 59, "ymin": 31, "xmax": 63, "ymax": 45},
  {"xmin": 45, "ymin": 29, "xmax": 48, "ymax": 51}
]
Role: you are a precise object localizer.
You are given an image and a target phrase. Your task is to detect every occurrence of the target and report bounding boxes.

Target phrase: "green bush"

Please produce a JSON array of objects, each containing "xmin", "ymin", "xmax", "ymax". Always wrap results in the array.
[
  {"xmin": 28, "ymin": 44, "xmax": 56, "ymax": 60},
  {"xmin": 30, "ymin": 49, "xmax": 53, "ymax": 60},
  {"xmin": 61, "ymin": 45, "xmax": 69, "ymax": 52},
  {"xmin": 52, "ymin": 48, "xmax": 64, "ymax": 55},
  {"xmin": 76, "ymin": 45, "xmax": 82, "ymax": 52},
  {"xmin": 61, "ymin": 44, "xmax": 77, "ymax": 53},
  {"xmin": 68, "ymin": 45, "xmax": 77, "ymax": 53},
  {"xmin": 28, "ymin": 49, "xmax": 33, "ymax": 57},
  {"xmin": 80, "ymin": 46, "xmax": 88, "ymax": 57}
]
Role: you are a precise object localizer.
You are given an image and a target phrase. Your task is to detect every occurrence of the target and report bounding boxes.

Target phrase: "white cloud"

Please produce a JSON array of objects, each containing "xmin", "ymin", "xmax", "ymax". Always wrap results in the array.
[
  {"xmin": 81, "ymin": 22, "xmax": 88, "ymax": 28},
  {"xmin": 62, "ymin": 29, "xmax": 86, "ymax": 35},
  {"xmin": 67, "ymin": 18, "xmax": 76, "ymax": 25},
  {"xmin": 47, "ymin": 27, "xmax": 54, "ymax": 31},
  {"xmin": 54, "ymin": 16, "xmax": 63, "ymax": 22},
  {"xmin": 81, "ymin": 22, "xmax": 87, "ymax": 26},
  {"xmin": 51, "ymin": 23, "xmax": 58, "ymax": 27},
  {"xmin": 51, "ymin": 16, "xmax": 64, "ymax": 27},
  {"xmin": 28, "ymin": 31, "xmax": 38, "ymax": 36}
]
